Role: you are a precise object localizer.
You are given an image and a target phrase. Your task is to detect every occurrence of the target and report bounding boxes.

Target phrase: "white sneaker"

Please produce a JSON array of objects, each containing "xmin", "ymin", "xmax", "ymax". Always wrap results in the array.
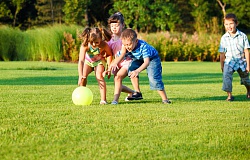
[
  {"xmin": 100, "ymin": 100, "xmax": 108, "ymax": 105},
  {"xmin": 124, "ymin": 96, "xmax": 130, "ymax": 101},
  {"xmin": 111, "ymin": 101, "xmax": 118, "ymax": 105}
]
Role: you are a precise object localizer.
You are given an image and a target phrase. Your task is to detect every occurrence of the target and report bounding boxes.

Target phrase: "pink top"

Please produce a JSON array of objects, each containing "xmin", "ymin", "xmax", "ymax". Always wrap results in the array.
[{"xmin": 108, "ymin": 38, "xmax": 122, "ymax": 56}]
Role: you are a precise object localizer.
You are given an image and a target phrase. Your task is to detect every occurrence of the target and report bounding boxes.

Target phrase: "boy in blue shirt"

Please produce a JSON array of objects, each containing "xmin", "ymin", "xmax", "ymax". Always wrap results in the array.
[
  {"xmin": 218, "ymin": 13, "xmax": 250, "ymax": 101},
  {"xmin": 110, "ymin": 28, "xmax": 171, "ymax": 104}
]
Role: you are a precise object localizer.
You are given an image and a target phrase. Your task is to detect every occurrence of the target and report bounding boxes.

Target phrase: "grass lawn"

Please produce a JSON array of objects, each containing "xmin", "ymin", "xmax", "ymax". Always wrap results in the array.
[{"xmin": 0, "ymin": 61, "xmax": 249, "ymax": 159}]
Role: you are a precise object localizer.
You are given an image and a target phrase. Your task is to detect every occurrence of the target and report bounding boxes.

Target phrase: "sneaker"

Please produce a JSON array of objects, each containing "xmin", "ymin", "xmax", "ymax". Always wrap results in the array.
[
  {"xmin": 162, "ymin": 100, "xmax": 171, "ymax": 104},
  {"xmin": 100, "ymin": 100, "xmax": 108, "ymax": 105},
  {"xmin": 125, "ymin": 96, "xmax": 130, "ymax": 101},
  {"xmin": 111, "ymin": 101, "xmax": 118, "ymax": 105},
  {"xmin": 127, "ymin": 92, "xmax": 143, "ymax": 100}
]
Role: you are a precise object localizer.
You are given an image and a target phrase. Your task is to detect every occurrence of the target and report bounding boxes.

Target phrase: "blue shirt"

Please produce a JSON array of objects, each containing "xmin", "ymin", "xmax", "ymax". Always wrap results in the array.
[
  {"xmin": 218, "ymin": 29, "xmax": 250, "ymax": 71},
  {"xmin": 128, "ymin": 40, "xmax": 159, "ymax": 60}
]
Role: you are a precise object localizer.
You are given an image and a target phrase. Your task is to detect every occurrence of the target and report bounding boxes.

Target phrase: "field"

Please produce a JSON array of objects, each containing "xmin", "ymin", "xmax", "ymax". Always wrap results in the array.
[{"xmin": 0, "ymin": 61, "xmax": 249, "ymax": 159}]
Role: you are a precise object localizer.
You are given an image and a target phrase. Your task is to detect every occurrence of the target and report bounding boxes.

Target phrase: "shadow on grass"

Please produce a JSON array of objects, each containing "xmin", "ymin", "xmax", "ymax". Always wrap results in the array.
[
  {"xmin": 186, "ymin": 94, "xmax": 250, "ymax": 102},
  {"xmin": 117, "ymin": 94, "xmax": 250, "ymax": 104},
  {"xmin": 0, "ymin": 72, "xmax": 222, "ymax": 86},
  {"xmin": 0, "ymin": 76, "xmax": 92, "ymax": 85}
]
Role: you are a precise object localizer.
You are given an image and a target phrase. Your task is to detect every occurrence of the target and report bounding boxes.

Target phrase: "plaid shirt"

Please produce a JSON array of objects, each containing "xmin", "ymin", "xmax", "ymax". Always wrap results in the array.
[{"xmin": 218, "ymin": 29, "xmax": 250, "ymax": 71}]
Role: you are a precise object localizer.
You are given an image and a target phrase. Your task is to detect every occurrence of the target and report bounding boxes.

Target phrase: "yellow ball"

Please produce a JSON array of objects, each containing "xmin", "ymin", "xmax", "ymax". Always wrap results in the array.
[{"xmin": 72, "ymin": 86, "xmax": 93, "ymax": 105}]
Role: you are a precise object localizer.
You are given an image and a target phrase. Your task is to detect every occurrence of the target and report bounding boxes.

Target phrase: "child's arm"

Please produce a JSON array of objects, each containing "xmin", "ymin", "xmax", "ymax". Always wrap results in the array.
[
  {"xmin": 109, "ymin": 45, "xmax": 127, "ymax": 71},
  {"xmin": 244, "ymin": 48, "xmax": 250, "ymax": 72},
  {"xmin": 129, "ymin": 57, "xmax": 150, "ymax": 78},
  {"xmin": 78, "ymin": 45, "xmax": 87, "ymax": 85},
  {"xmin": 220, "ymin": 52, "xmax": 225, "ymax": 72},
  {"xmin": 103, "ymin": 43, "xmax": 113, "ymax": 79}
]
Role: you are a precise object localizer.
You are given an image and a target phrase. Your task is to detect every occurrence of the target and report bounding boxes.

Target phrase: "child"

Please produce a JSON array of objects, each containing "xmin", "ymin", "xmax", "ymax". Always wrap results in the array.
[
  {"xmin": 103, "ymin": 12, "xmax": 137, "ymax": 105},
  {"xmin": 110, "ymin": 28, "xmax": 171, "ymax": 104},
  {"xmin": 218, "ymin": 13, "xmax": 250, "ymax": 101},
  {"xmin": 78, "ymin": 27, "xmax": 113, "ymax": 105}
]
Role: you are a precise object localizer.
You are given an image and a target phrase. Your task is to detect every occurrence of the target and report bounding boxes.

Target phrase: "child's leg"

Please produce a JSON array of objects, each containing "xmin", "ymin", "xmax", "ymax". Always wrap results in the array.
[
  {"xmin": 113, "ymin": 68, "xmax": 130, "ymax": 102},
  {"xmin": 222, "ymin": 64, "xmax": 234, "ymax": 100},
  {"xmin": 157, "ymin": 90, "xmax": 168, "ymax": 101},
  {"xmin": 130, "ymin": 77, "xmax": 140, "ymax": 93},
  {"xmin": 128, "ymin": 60, "xmax": 142, "ymax": 93},
  {"xmin": 80, "ymin": 63, "xmax": 93, "ymax": 86},
  {"xmin": 95, "ymin": 64, "xmax": 107, "ymax": 102},
  {"xmin": 237, "ymin": 69, "xmax": 250, "ymax": 98},
  {"xmin": 146, "ymin": 57, "xmax": 170, "ymax": 102}
]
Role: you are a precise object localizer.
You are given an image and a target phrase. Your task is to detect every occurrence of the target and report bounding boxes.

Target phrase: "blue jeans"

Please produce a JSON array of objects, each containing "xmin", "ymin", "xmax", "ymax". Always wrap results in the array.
[
  {"xmin": 128, "ymin": 56, "xmax": 165, "ymax": 90},
  {"xmin": 222, "ymin": 63, "xmax": 250, "ymax": 92}
]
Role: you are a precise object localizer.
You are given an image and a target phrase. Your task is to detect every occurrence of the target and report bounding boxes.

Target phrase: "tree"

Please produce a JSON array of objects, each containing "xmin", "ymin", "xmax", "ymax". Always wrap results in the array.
[
  {"xmin": 11, "ymin": 0, "xmax": 26, "ymax": 27},
  {"xmin": 36, "ymin": 0, "xmax": 64, "ymax": 26},
  {"xmin": 217, "ymin": 0, "xmax": 226, "ymax": 17},
  {"xmin": 0, "ymin": 2, "xmax": 13, "ymax": 22},
  {"xmin": 63, "ymin": 0, "xmax": 89, "ymax": 26},
  {"xmin": 111, "ymin": 0, "xmax": 181, "ymax": 32},
  {"xmin": 189, "ymin": 0, "xmax": 210, "ymax": 33}
]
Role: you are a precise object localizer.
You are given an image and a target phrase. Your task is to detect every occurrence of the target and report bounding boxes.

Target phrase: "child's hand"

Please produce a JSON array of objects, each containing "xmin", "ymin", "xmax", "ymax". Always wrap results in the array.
[
  {"xmin": 102, "ymin": 71, "xmax": 112, "ymax": 79},
  {"xmin": 107, "ymin": 71, "xmax": 111, "ymax": 79},
  {"xmin": 129, "ymin": 70, "xmax": 139, "ymax": 78},
  {"xmin": 109, "ymin": 62, "xmax": 119, "ymax": 72}
]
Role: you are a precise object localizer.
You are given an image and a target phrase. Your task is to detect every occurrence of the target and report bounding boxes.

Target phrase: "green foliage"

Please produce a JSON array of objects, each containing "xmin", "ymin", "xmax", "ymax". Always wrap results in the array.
[
  {"xmin": 63, "ymin": 0, "xmax": 89, "ymax": 26},
  {"xmin": 111, "ymin": 0, "xmax": 181, "ymax": 32},
  {"xmin": 140, "ymin": 31, "xmax": 221, "ymax": 61},
  {"xmin": 0, "ymin": 2, "xmax": 13, "ymax": 19},
  {"xmin": 0, "ymin": 62, "xmax": 250, "ymax": 159},
  {"xmin": 0, "ymin": 26, "xmax": 28, "ymax": 61},
  {"xmin": 0, "ymin": 25, "xmax": 81, "ymax": 61},
  {"xmin": 62, "ymin": 32, "xmax": 80, "ymax": 62}
]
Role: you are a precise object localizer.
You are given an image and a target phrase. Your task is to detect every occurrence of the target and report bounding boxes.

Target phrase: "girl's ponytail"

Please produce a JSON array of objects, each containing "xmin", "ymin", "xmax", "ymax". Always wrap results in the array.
[
  {"xmin": 100, "ymin": 28, "xmax": 112, "ymax": 42},
  {"xmin": 79, "ymin": 27, "xmax": 91, "ymax": 46}
]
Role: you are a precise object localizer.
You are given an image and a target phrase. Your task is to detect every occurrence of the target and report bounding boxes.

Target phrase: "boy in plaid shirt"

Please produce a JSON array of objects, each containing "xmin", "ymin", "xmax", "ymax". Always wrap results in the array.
[{"xmin": 218, "ymin": 13, "xmax": 250, "ymax": 101}]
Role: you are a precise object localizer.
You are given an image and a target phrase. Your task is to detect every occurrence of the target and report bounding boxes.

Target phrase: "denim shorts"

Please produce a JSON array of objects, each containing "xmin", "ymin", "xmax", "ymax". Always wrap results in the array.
[
  {"xmin": 128, "ymin": 56, "xmax": 165, "ymax": 90},
  {"xmin": 222, "ymin": 63, "xmax": 250, "ymax": 92}
]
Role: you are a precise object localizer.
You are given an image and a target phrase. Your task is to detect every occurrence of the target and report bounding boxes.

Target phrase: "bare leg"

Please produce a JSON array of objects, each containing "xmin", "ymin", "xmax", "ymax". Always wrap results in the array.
[
  {"xmin": 121, "ymin": 85, "xmax": 134, "ymax": 96},
  {"xmin": 130, "ymin": 76, "xmax": 140, "ymax": 92},
  {"xmin": 157, "ymin": 90, "xmax": 169, "ymax": 101},
  {"xmin": 113, "ymin": 68, "xmax": 133, "ymax": 102},
  {"xmin": 80, "ymin": 63, "xmax": 93, "ymax": 86},
  {"xmin": 95, "ymin": 65, "xmax": 106, "ymax": 102},
  {"xmin": 226, "ymin": 91, "xmax": 234, "ymax": 101}
]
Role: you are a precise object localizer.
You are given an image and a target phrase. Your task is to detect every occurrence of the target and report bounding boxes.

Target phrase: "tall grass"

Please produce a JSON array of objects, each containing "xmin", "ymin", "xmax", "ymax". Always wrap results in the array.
[
  {"xmin": 0, "ymin": 62, "xmax": 249, "ymax": 159},
  {"xmin": 0, "ymin": 25, "xmax": 249, "ymax": 62},
  {"xmin": 0, "ymin": 25, "xmax": 82, "ymax": 61}
]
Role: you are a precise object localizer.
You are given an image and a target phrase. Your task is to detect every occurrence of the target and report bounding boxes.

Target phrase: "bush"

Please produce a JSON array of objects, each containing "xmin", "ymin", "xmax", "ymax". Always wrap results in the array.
[
  {"xmin": 0, "ymin": 25, "xmax": 229, "ymax": 62},
  {"xmin": 140, "ymin": 31, "xmax": 221, "ymax": 61}
]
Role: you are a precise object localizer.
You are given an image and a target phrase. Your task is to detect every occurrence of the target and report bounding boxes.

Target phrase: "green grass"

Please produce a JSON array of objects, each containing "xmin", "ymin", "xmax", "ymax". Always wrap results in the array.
[{"xmin": 0, "ymin": 61, "xmax": 249, "ymax": 159}]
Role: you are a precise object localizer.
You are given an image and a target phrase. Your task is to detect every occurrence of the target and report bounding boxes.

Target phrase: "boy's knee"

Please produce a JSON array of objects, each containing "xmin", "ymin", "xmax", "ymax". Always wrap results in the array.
[{"xmin": 241, "ymin": 79, "xmax": 250, "ymax": 86}]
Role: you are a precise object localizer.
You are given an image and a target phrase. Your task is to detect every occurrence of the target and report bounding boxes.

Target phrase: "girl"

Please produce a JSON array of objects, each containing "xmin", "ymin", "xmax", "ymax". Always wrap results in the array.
[
  {"xmin": 103, "ymin": 12, "xmax": 136, "ymax": 105},
  {"xmin": 78, "ymin": 27, "xmax": 113, "ymax": 104}
]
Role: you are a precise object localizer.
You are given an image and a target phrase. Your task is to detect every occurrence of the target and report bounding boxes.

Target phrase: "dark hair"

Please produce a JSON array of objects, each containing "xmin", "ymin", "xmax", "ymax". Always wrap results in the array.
[
  {"xmin": 108, "ymin": 12, "xmax": 124, "ymax": 25},
  {"xmin": 78, "ymin": 27, "xmax": 112, "ymax": 46},
  {"xmin": 224, "ymin": 13, "xmax": 238, "ymax": 24},
  {"xmin": 121, "ymin": 28, "xmax": 137, "ymax": 41}
]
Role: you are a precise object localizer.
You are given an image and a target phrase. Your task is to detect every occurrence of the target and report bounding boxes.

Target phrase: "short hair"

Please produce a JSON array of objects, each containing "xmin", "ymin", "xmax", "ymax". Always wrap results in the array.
[
  {"xmin": 121, "ymin": 29, "xmax": 137, "ymax": 41},
  {"xmin": 224, "ymin": 13, "xmax": 238, "ymax": 24},
  {"xmin": 108, "ymin": 12, "xmax": 124, "ymax": 25}
]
